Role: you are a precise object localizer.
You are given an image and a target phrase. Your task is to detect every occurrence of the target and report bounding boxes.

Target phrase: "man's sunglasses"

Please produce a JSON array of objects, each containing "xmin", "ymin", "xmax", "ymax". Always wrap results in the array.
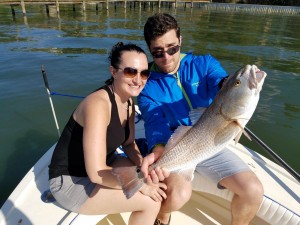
[
  {"xmin": 118, "ymin": 67, "xmax": 151, "ymax": 80},
  {"xmin": 151, "ymin": 45, "xmax": 180, "ymax": 59}
]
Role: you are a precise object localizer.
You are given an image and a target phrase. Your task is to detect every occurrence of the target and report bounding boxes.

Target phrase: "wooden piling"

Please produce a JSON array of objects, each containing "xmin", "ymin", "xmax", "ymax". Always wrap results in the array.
[
  {"xmin": 20, "ymin": 0, "xmax": 26, "ymax": 15},
  {"xmin": 82, "ymin": 0, "xmax": 86, "ymax": 11},
  {"xmin": 56, "ymin": 0, "xmax": 60, "ymax": 13},
  {"xmin": 10, "ymin": 5, "xmax": 15, "ymax": 16}
]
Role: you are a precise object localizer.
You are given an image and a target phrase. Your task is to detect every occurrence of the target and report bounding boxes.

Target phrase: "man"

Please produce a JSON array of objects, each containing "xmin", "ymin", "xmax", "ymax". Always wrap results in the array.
[{"xmin": 138, "ymin": 13, "xmax": 264, "ymax": 225}]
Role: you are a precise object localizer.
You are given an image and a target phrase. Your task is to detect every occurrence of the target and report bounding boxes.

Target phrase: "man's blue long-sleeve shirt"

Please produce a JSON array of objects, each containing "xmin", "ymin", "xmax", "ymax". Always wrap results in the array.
[{"xmin": 137, "ymin": 53, "xmax": 227, "ymax": 151}]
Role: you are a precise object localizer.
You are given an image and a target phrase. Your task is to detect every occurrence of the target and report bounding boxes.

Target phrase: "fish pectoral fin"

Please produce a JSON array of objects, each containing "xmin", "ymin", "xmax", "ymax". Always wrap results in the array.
[
  {"xmin": 189, "ymin": 107, "xmax": 207, "ymax": 125},
  {"xmin": 234, "ymin": 128, "xmax": 252, "ymax": 142},
  {"xmin": 234, "ymin": 130, "xmax": 243, "ymax": 144},
  {"xmin": 165, "ymin": 126, "xmax": 192, "ymax": 150},
  {"xmin": 234, "ymin": 121, "xmax": 252, "ymax": 142},
  {"xmin": 214, "ymin": 122, "xmax": 238, "ymax": 145},
  {"xmin": 112, "ymin": 166, "xmax": 144, "ymax": 199},
  {"xmin": 177, "ymin": 167, "xmax": 196, "ymax": 181},
  {"xmin": 242, "ymin": 128, "xmax": 252, "ymax": 141}
]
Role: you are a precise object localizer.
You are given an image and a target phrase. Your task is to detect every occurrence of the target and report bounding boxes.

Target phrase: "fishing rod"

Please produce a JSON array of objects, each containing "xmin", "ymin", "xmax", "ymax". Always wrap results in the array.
[
  {"xmin": 41, "ymin": 65, "xmax": 61, "ymax": 137},
  {"xmin": 245, "ymin": 126, "xmax": 300, "ymax": 183}
]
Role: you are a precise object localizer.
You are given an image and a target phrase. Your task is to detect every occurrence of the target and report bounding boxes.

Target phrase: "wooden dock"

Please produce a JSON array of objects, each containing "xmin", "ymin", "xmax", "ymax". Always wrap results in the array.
[{"xmin": 0, "ymin": 0, "xmax": 212, "ymax": 15}]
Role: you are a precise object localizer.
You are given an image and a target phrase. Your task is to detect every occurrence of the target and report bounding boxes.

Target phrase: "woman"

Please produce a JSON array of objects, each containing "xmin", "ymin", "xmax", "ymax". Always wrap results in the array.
[{"xmin": 49, "ymin": 42, "xmax": 167, "ymax": 225}]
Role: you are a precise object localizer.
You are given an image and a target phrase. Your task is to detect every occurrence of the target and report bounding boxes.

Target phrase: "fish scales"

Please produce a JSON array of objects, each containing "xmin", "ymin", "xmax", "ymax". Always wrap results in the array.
[{"xmin": 156, "ymin": 111, "xmax": 237, "ymax": 172}]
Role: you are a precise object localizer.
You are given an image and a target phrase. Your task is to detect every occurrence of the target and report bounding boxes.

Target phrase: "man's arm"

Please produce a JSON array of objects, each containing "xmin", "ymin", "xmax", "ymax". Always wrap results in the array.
[
  {"xmin": 137, "ymin": 91, "xmax": 172, "ymax": 182},
  {"xmin": 137, "ymin": 92, "xmax": 172, "ymax": 151}
]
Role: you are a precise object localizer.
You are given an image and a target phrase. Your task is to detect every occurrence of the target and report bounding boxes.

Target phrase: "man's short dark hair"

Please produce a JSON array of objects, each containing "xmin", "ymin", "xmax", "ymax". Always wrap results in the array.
[{"xmin": 144, "ymin": 13, "xmax": 181, "ymax": 48}]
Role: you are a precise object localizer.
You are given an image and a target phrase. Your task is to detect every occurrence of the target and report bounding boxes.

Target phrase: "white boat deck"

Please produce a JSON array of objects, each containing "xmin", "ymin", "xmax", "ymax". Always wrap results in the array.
[{"xmin": 0, "ymin": 140, "xmax": 299, "ymax": 225}]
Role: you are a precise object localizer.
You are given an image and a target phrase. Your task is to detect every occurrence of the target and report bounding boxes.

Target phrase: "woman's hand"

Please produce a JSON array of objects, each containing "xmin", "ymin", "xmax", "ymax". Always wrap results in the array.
[
  {"xmin": 147, "ymin": 166, "xmax": 170, "ymax": 184},
  {"xmin": 139, "ymin": 182, "xmax": 167, "ymax": 202},
  {"xmin": 141, "ymin": 146, "xmax": 170, "ymax": 183}
]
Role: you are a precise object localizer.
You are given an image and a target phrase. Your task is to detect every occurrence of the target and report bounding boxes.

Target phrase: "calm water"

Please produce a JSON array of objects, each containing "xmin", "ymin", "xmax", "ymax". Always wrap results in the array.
[{"xmin": 0, "ymin": 4, "xmax": 300, "ymax": 207}]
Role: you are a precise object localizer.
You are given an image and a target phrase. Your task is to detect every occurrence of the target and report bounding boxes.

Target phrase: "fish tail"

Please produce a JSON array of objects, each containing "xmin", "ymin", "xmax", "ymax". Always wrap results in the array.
[{"xmin": 112, "ymin": 166, "xmax": 144, "ymax": 199}]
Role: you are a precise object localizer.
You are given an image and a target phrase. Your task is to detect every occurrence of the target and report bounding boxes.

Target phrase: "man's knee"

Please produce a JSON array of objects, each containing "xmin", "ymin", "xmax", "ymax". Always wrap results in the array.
[
  {"xmin": 168, "ymin": 184, "xmax": 192, "ymax": 204},
  {"xmin": 221, "ymin": 171, "xmax": 264, "ymax": 202},
  {"xmin": 232, "ymin": 173, "xmax": 264, "ymax": 206},
  {"xmin": 244, "ymin": 177, "xmax": 264, "ymax": 202},
  {"xmin": 162, "ymin": 175, "xmax": 192, "ymax": 211}
]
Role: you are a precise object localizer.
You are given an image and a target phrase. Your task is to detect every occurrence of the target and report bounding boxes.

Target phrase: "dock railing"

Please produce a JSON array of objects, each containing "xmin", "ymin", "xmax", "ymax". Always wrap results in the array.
[{"xmin": 0, "ymin": 0, "xmax": 212, "ymax": 14}]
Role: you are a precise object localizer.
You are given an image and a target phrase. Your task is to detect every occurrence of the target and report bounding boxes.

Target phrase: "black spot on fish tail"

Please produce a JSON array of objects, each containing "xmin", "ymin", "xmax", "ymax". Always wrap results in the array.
[{"xmin": 112, "ymin": 166, "xmax": 144, "ymax": 199}]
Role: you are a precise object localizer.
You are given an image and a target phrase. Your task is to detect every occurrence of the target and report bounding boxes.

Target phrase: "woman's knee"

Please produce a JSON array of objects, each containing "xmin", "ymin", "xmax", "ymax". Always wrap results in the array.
[{"xmin": 141, "ymin": 197, "xmax": 161, "ymax": 213}]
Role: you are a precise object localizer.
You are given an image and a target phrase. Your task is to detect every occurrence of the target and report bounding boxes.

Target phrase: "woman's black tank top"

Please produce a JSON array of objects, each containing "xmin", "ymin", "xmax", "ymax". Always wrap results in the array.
[{"xmin": 48, "ymin": 85, "xmax": 132, "ymax": 179}]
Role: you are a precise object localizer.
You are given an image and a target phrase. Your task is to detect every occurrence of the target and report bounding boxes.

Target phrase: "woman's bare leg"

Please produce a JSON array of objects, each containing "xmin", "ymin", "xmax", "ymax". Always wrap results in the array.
[{"xmin": 79, "ymin": 156, "xmax": 161, "ymax": 225}]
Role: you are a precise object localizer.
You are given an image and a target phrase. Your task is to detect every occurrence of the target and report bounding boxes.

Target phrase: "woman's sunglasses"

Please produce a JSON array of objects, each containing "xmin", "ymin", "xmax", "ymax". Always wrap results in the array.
[
  {"xmin": 118, "ymin": 67, "xmax": 151, "ymax": 80},
  {"xmin": 151, "ymin": 45, "xmax": 180, "ymax": 59}
]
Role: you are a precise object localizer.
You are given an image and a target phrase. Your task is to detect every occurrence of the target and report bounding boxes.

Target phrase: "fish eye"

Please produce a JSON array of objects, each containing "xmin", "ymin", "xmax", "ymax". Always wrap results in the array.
[{"xmin": 235, "ymin": 80, "xmax": 241, "ymax": 86}]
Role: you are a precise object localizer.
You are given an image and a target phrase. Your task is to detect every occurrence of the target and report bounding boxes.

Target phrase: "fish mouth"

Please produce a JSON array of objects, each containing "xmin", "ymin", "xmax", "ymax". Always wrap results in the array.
[{"xmin": 248, "ymin": 65, "xmax": 267, "ymax": 90}]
